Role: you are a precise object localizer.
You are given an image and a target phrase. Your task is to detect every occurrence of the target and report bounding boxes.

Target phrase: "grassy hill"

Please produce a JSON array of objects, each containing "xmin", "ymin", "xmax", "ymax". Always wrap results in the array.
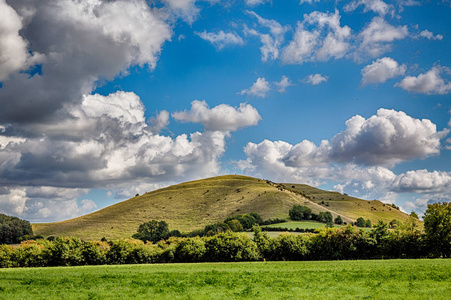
[{"xmin": 33, "ymin": 175, "xmax": 414, "ymax": 240}]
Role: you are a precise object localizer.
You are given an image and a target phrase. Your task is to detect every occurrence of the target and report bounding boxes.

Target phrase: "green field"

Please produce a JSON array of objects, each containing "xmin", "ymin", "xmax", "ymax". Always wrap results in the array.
[{"xmin": 1, "ymin": 260, "xmax": 450, "ymax": 299}]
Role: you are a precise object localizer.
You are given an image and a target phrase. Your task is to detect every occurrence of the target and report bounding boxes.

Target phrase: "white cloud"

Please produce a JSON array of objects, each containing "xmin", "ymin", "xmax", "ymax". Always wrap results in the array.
[
  {"xmin": 149, "ymin": 111, "xmax": 170, "ymax": 134},
  {"xmin": 299, "ymin": 0, "xmax": 321, "ymax": 4},
  {"xmin": 391, "ymin": 170, "xmax": 451, "ymax": 193},
  {"xmin": 344, "ymin": 0, "xmax": 394, "ymax": 17},
  {"xmin": 196, "ymin": 30, "xmax": 244, "ymax": 49},
  {"xmin": 239, "ymin": 77, "xmax": 271, "ymax": 97},
  {"xmin": 395, "ymin": 66, "xmax": 451, "ymax": 95},
  {"xmin": 0, "ymin": 0, "xmax": 43, "ymax": 81},
  {"xmin": 162, "ymin": 0, "xmax": 219, "ymax": 24},
  {"xmin": 419, "ymin": 30, "xmax": 443, "ymax": 40},
  {"xmin": 357, "ymin": 17, "xmax": 408, "ymax": 58},
  {"xmin": 172, "ymin": 100, "xmax": 261, "ymax": 132},
  {"xmin": 361, "ymin": 57, "xmax": 406, "ymax": 85},
  {"xmin": 0, "ymin": 0, "xmax": 172, "ymax": 124},
  {"xmin": 282, "ymin": 10, "xmax": 351, "ymax": 64},
  {"xmin": 328, "ymin": 109, "xmax": 448, "ymax": 165},
  {"xmin": 245, "ymin": 0, "xmax": 270, "ymax": 6},
  {"xmin": 239, "ymin": 109, "xmax": 448, "ymax": 175},
  {"xmin": 274, "ymin": 75, "xmax": 293, "ymax": 92},
  {"xmin": 304, "ymin": 73, "xmax": 329, "ymax": 85},
  {"xmin": 245, "ymin": 11, "xmax": 290, "ymax": 61}
]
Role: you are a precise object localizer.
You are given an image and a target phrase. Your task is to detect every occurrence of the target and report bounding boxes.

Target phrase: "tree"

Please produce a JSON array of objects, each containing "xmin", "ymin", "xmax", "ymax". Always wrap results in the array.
[
  {"xmin": 334, "ymin": 215, "xmax": 343, "ymax": 225},
  {"xmin": 289, "ymin": 205, "xmax": 312, "ymax": 221},
  {"xmin": 324, "ymin": 212, "xmax": 333, "ymax": 223},
  {"xmin": 132, "ymin": 220, "xmax": 169, "ymax": 243},
  {"xmin": 365, "ymin": 219, "xmax": 372, "ymax": 228},
  {"xmin": 355, "ymin": 217, "xmax": 365, "ymax": 227},
  {"xmin": 423, "ymin": 202, "xmax": 451, "ymax": 257},
  {"xmin": 0, "ymin": 214, "xmax": 33, "ymax": 244}
]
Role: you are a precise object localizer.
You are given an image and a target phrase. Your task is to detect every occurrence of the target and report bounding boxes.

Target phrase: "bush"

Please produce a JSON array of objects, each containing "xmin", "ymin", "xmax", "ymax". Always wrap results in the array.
[
  {"xmin": 356, "ymin": 217, "xmax": 366, "ymax": 227},
  {"xmin": 204, "ymin": 232, "xmax": 260, "ymax": 262},
  {"xmin": 226, "ymin": 219, "xmax": 244, "ymax": 232},
  {"xmin": 289, "ymin": 205, "xmax": 312, "ymax": 221},
  {"xmin": 272, "ymin": 233, "xmax": 308, "ymax": 261},
  {"xmin": 334, "ymin": 215, "xmax": 343, "ymax": 225},
  {"xmin": 175, "ymin": 237, "xmax": 206, "ymax": 262}
]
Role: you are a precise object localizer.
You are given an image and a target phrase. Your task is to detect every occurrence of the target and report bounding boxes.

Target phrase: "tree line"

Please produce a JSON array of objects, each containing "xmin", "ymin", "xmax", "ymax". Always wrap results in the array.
[{"xmin": 1, "ymin": 202, "xmax": 450, "ymax": 268}]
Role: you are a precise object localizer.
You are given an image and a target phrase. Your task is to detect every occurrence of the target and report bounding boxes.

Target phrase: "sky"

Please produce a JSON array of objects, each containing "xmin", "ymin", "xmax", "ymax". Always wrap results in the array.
[{"xmin": 0, "ymin": 0, "xmax": 450, "ymax": 222}]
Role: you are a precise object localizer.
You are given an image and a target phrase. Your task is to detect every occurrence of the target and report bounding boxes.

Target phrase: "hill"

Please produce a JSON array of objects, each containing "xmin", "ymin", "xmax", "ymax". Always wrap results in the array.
[{"xmin": 33, "ymin": 175, "xmax": 413, "ymax": 240}]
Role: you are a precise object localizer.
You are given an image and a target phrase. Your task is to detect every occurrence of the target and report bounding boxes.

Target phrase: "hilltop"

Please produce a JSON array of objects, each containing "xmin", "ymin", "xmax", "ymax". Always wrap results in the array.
[{"xmin": 33, "ymin": 175, "xmax": 413, "ymax": 240}]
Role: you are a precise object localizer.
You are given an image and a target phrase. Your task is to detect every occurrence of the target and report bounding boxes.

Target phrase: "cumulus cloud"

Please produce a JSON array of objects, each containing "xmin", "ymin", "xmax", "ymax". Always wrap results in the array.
[
  {"xmin": 149, "ymin": 111, "xmax": 170, "ymax": 134},
  {"xmin": 239, "ymin": 109, "xmax": 448, "ymax": 175},
  {"xmin": 304, "ymin": 73, "xmax": 329, "ymax": 85},
  {"xmin": 391, "ymin": 170, "xmax": 451, "ymax": 193},
  {"xmin": 418, "ymin": 30, "xmax": 443, "ymax": 40},
  {"xmin": 239, "ymin": 77, "xmax": 271, "ymax": 97},
  {"xmin": 245, "ymin": 11, "xmax": 290, "ymax": 61},
  {"xmin": 357, "ymin": 17, "xmax": 408, "ymax": 58},
  {"xmin": 274, "ymin": 75, "xmax": 293, "ymax": 92},
  {"xmin": 0, "ymin": 0, "xmax": 43, "ymax": 81},
  {"xmin": 0, "ymin": 0, "xmax": 171, "ymax": 125},
  {"xmin": 196, "ymin": 30, "xmax": 244, "ymax": 49},
  {"xmin": 395, "ymin": 66, "xmax": 451, "ymax": 95},
  {"xmin": 361, "ymin": 57, "xmax": 406, "ymax": 85},
  {"xmin": 282, "ymin": 10, "xmax": 351, "ymax": 64},
  {"xmin": 344, "ymin": 0, "xmax": 394, "ymax": 17},
  {"xmin": 172, "ymin": 100, "xmax": 261, "ymax": 132}
]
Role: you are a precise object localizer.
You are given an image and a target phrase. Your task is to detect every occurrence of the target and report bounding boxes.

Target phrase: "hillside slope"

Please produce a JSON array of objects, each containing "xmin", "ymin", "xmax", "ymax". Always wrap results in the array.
[{"xmin": 33, "ymin": 175, "xmax": 413, "ymax": 240}]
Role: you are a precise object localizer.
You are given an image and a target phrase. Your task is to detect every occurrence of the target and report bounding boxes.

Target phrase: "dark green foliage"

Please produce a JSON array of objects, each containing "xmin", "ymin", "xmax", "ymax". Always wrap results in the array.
[
  {"xmin": 204, "ymin": 222, "xmax": 230, "ymax": 235},
  {"xmin": 334, "ymin": 215, "xmax": 343, "ymax": 225},
  {"xmin": 289, "ymin": 205, "xmax": 312, "ymax": 221},
  {"xmin": 423, "ymin": 202, "xmax": 451, "ymax": 257},
  {"xmin": 355, "ymin": 217, "xmax": 366, "ymax": 227},
  {"xmin": 365, "ymin": 219, "xmax": 372, "ymax": 228},
  {"xmin": 0, "ymin": 214, "xmax": 33, "ymax": 244},
  {"xmin": 224, "ymin": 213, "xmax": 258, "ymax": 230},
  {"xmin": 132, "ymin": 220, "xmax": 169, "ymax": 243},
  {"xmin": 324, "ymin": 212, "xmax": 333, "ymax": 223}
]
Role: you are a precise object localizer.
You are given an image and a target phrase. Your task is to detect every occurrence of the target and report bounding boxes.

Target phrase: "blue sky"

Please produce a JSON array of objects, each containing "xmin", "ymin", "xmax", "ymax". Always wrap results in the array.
[{"xmin": 0, "ymin": 0, "xmax": 450, "ymax": 222}]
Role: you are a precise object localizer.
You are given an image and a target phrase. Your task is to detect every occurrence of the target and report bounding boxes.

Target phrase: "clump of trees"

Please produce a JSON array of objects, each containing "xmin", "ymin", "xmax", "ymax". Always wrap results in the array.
[
  {"xmin": 289, "ymin": 205, "xmax": 312, "ymax": 220},
  {"xmin": 0, "ymin": 214, "xmax": 33, "ymax": 244},
  {"xmin": 355, "ymin": 217, "xmax": 372, "ymax": 228}
]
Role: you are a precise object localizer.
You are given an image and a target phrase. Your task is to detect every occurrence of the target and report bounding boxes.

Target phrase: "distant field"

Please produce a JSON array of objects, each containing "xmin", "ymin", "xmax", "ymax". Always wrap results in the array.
[{"xmin": 1, "ymin": 260, "xmax": 450, "ymax": 299}]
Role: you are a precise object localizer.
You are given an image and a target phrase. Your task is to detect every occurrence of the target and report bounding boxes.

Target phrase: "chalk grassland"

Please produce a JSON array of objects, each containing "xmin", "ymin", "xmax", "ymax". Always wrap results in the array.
[
  {"xmin": 287, "ymin": 183, "xmax": 413, "ymax": 224},
  {"xmin": 33, "ymin": 175, "xmax": 413, "ymax": 241},
  {"xmin": 1, "ymin": 260, "xmax": 450, "ymax": 299}
]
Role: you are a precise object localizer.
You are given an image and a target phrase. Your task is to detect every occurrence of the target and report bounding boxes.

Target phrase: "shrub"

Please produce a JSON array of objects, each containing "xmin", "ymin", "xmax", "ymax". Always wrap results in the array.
[
  {"xmin": 289, "ymin": 205, "xmax": 312, "ymax": 221},
  {"xmin": 204, "ymin": 232, "xmax": 260, "ymax": 262},
  {"xmin": 334, "ymin": 215, "xmax": 343, "ymax": 225},
  {"xmin": 175, "ymin": 237, "xmax": 206, "ymax": 262},
  {"xmin": 272, "ymin": 233, "xmax": 308, "ymax": 261}
]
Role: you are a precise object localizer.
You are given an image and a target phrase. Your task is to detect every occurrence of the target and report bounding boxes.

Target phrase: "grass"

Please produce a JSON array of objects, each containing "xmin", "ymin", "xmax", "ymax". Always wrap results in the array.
[
  {"xmin": 0, "ymin": 259, "xmax": 450, "ymax": 299},
  {"xmin": 33, "ymin": 175, "xmax": 415, "ymax": 241}
]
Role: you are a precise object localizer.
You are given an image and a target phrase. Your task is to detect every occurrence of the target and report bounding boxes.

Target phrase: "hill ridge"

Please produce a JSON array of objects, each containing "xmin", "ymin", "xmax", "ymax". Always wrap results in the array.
[{"xmin": 33, "ymin": 175, "xmax": 412, "ymax": 240}]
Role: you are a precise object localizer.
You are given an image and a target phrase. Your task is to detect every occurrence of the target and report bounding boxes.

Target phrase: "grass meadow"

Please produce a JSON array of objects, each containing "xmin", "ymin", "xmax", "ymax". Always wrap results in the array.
[{"xmin": 1, "ymin": 259, "xmax": 450, "ymax": 299}]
